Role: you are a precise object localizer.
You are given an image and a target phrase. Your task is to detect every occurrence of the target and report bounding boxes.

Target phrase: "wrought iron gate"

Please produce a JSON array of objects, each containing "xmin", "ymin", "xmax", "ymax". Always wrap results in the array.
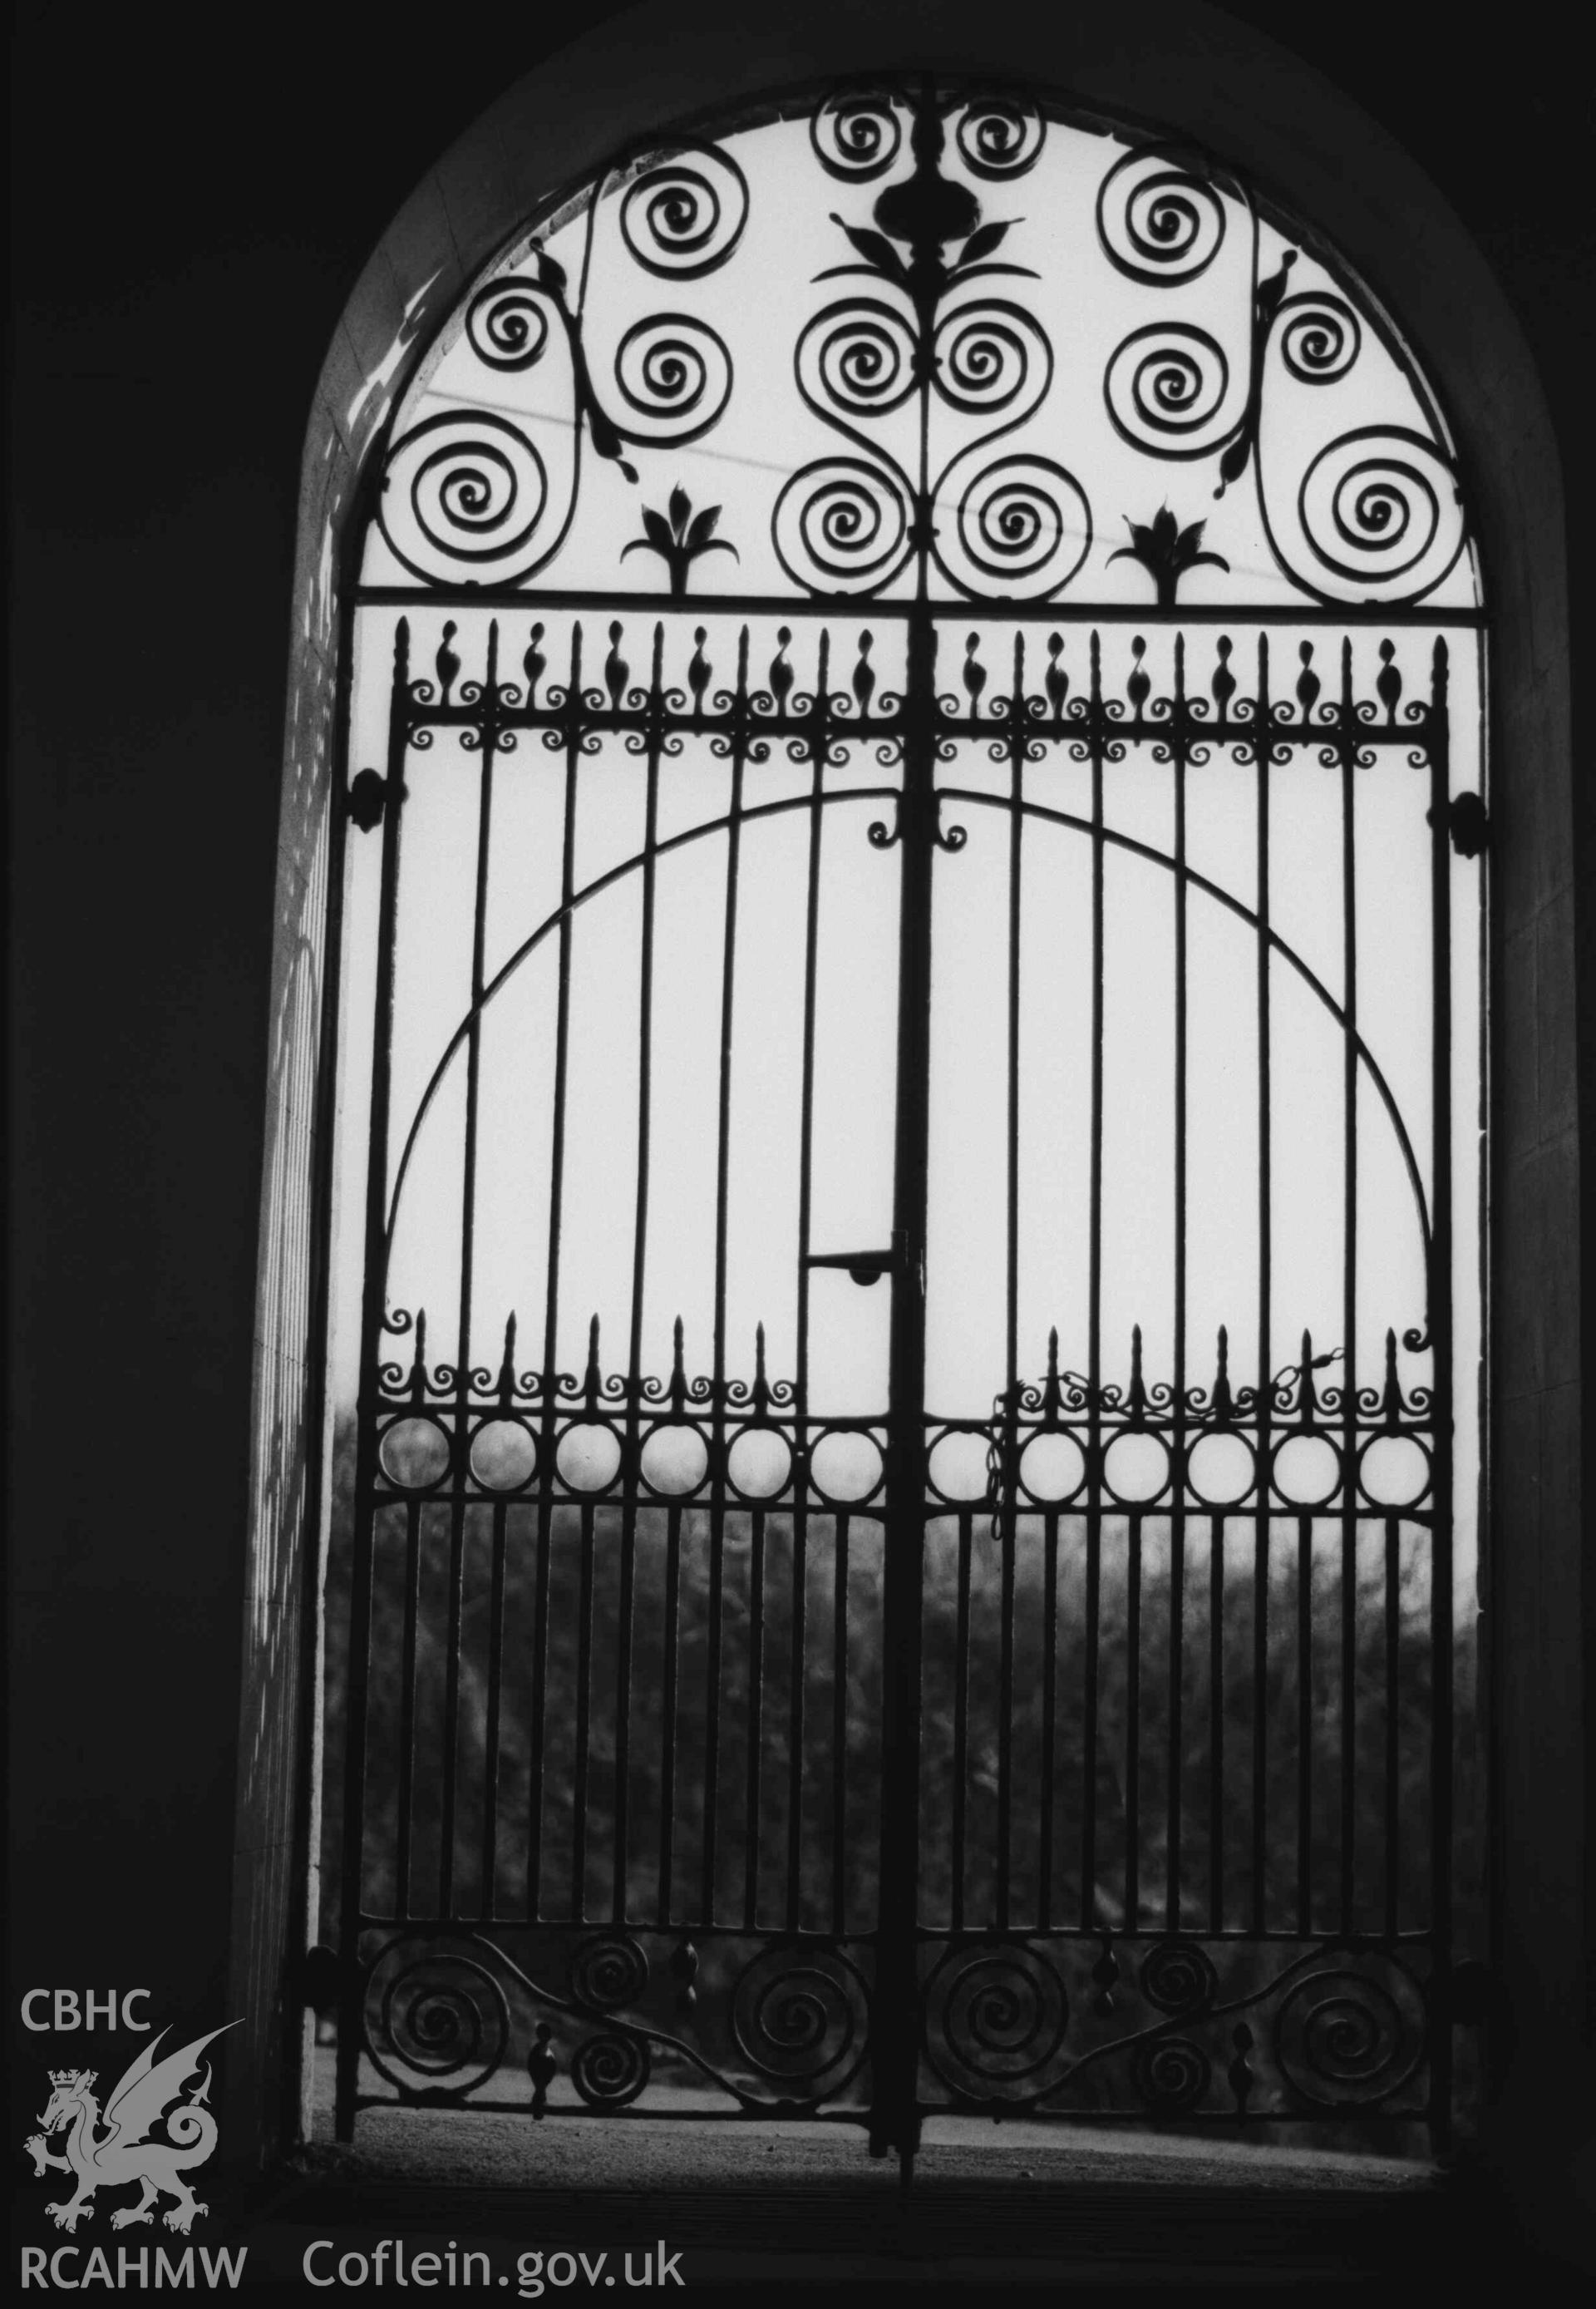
[{"xmin": 323, "ymin": 76, "xmax": 1484, "ymax": 2162}]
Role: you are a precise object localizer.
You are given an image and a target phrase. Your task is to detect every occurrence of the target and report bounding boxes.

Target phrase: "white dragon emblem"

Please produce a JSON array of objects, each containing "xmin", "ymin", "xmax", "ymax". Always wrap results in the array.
[{"xmin": 23, "ymin": 2024, "xmax": 239, "ymax": 2233}]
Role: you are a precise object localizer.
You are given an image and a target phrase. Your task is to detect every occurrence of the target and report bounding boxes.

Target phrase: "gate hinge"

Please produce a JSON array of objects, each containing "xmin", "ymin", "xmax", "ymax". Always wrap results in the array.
[{"xmin": 1428, "ymin": 791, "xmax": 1488, "ymax": 856}]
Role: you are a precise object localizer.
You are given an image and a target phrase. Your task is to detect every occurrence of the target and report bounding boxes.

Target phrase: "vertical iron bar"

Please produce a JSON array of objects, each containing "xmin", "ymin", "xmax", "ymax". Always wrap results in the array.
[
  {"xmin": 574, "ymin": 1498, "xmax": 595, "ymax": 1921},
  {"xmin": 998, "ymin": 634, "xmax": 1024, "ymax": 1933},
  {"xmin": 1251, "ymin": 632, "xmax": 1273, "ymax": 1938},
  {"xmin": 1126, "ymin": 1510, "xmax": 1142, "ymax": 1927},
  {"xmin": 1385, "ymin": 1509, "xmax": 1401, "ymax": 1937},
  {"xmin": 529, "ymin": 619, "xmax": 584, "ymax": 1922},
  {"xmin": 441, "ymin": 623, "xmax": 499, "ymax": 1917},
  {"xmin": 657, "ymin": 1502, "xmax": 682, "ymax": 1923},
  {"xmin": 1169, "ymin": 634, "xmax": 1189, "ymax": 1936},
  {"xmin": 1426, "ymin": 638, "xmax": 1455, "ymax": 2142},
  {"xmin": 1081, "ymin": 629, "xmax": 1106, "ymax": 1932},
  {"xmin": 951, "ymin": 1507, "xmax": 973, "ymax": 1936},
  {"xmin": 787, "ymin": 1497, "xmax": 809, "ymax": 1931},
  {"xmin": 1209, "ymin": 1515, "xmax": 1224, "ymax": 1931},
  {"xmin": 795, "ymin": 629, "xmax": 829, "ymax": 1927},
  {"xmin": 337, "ymin": 616, "xmax": 413, "ymax": 2138},
  {"xmin": 744, "ymin": 1508, "xmax": 767, "ymax": 1929},
  {"xmin": 614, "ymin": 624, "xmax": 666, "ymax": 1922},
  {"xmin": 832, "ymin": 1512, "xmax": 850, "ymax": 1938},
  {"xmin": 1297, "ymin": 1508, "xmax": 1313, "ymax": 1934},
  {"xmin": 1339, "ymin": 638, "xmax": 1358, "ymax": 1937},
  {"xmin": 1038, "ymin": 1510, "xmax": 1058, "ymax": 1929},
  {"xmin": 482, "ymin": 1497, "xmax": 508, "ymax": 1917}
]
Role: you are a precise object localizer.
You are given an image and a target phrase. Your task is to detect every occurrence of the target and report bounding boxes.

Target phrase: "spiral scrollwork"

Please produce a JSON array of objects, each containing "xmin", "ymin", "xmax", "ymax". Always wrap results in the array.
[
  {"xmin": 363, "ymin": 1937, "xmax": 511, "ymax": 2098},
  {"xmin": 772, "ymin": 457, "xmax": 912, "ymax": 595},
  {"xmin": 923, "ymin": 1942, "xmax": 1070, "ymax": 2098},
  {"xmin": 933, "ymin": 299, "xmax": 1051, "ymax": 421},
  {"xmin": 569, "ymin": 2030, "xmax": 650, "ymax": 2107},
  {"xmin": 466, "ymin": 279, "xmax": 557, "ymax": 372},
  {"xmin": 953, "ymin": 96, "xmax": 1044, "ymax": 180},
  {"xmin": 810, "ymin": 90, "xmax": 903, "ymax": 180},
  {"xmin": 730, "ymin": 1947, "xmax": 869, "ymax": 2099},
  {"xmin": 1288, "ymin": 427, "xmax": 1465, "ymax": 601},
  {"xmin": 797, "ymin": 300, "xmax": 919, "ymax": 420},
  {"xmin": 1139, "ymin": 1939, "xmax": 1219, "ymax": 2015},
  {"xmin": 568, "ymin": 1933, "xmax": 650, "ymax": 2012},
  {"xmin": 613, "ymin": 313, "xmax": 732, "ymax": 443},
  {"xmin": 935, "ymin": 451, "xmax": 1091, "ymax": 600},
  {"xmin": 1105, "ymin": 323, "xmax": 1234, "ymax": 457},
  {"xmin": 1275, "ymin": 292, "xmax": 1362, "ymax": 384},
  {"xmin": 1132, "ymin": 2035, "xmax": 1211, "ymax": 2112},
  {"xmin": 620, "ymin": 146, "xmax": 749, "ymax": 278},
  {"xmin": 378, "ymin": 413, "xmax": 549, "ymax": 585},
  {"xmin": 1097, "ymin": 146, "xmax": 1228, "ymax": 285},
  {"xmin": 1273, "ymin": 1964, "xmax": 1426, "ymax": 2108}
]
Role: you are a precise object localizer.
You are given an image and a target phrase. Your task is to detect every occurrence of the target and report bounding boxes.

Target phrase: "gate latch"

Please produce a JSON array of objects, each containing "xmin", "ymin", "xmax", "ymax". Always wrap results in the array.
[{"xmin": 806, "ymin": 1241, "xmax": 899, "ymax": 1287}]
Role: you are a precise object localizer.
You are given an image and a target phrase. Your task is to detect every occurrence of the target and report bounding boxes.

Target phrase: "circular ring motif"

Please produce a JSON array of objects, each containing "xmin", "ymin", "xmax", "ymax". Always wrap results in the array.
[
  {"xmin": 923, "ymin": 1942, "xmax": 1070, "ymax": 2098},
  {"xmin": 570, "ymin": 2030, "xmax": 650, "ymax": 2107},
  {"xmin": 639, "ymin": 1423, "xmax": 710, "ymax": 1497},
  {"xmin": 1276, "ymin": 292, "xmax": 1362, "ymax": 384},
  {"xmin": 1105, "ymin": 323, "xmax": 1232, "ymax": 456},
  {"xmin": 379, "ymin": 1416, "xmax": 451, "ymax": 1491},
  {"xmin": 363, "ymin": 1937, "xmax": 511, "ymax": 2097},
  {"xmin": 727, "ymin": 1426, "xmax": 792, "ymax": 1501},
  {"xmin": 620, "ymin": 147, "xmax": 749, "ymax": 278},
  {"xmin": 1139, "ymin": 1940, "xmax": 1219, "ymax": 2015},
  {"xmin": 466, "ymin": 279, "xmax": 555, "ymax": 372},
  {"xmin": 1185, "ymin": 1431, "xmax": 1255, "ymax": 1507},
  {"xmin": 557, "ymin": 1420, "xmax": 623, "ymax": 1492},
  {"xmin": 1271, "ymin": 1433, "xmax": 1342, "ymax": 1509},
  {"xmin": 730, "ymin": 1947, "xmax": 869, "ymax": 2098},
  {"xmin": 379, "ymin": 413, "xmax": 549, "ymax": 585},
  {"xmin": 810, "ymin": 91, "xmax": 903, "ymax": 181},
  {"xmin": 1358, "ymin": 1433, "xmax": 1431, "ymax": 1510},
  {"xmin": 469, "ymin": 1418, "xmax": 537, "ymax": 1492},
  {"xmin": 1019, "ymin": 1429, "xmax": 1086, "ymax": 1504},
  {"xmin": 806, "ymin": 1428, "xmax": 886, "ymax": 1503},
  {"xmin": 569, "ymin": 1932, "xmax": 650, "ymax": 2011},
  {"xmin": 798, "ymin": 300, "xmax": 919, "ymax": 419},
  {"xmin": 954, "ymin": 96, "xmax": 1045, "ymax": 180},
  {"xmin": 613, "ymin": 313, "xmax": 732, "ymax": 443},
  {"xmin": 1097, "ymin": 147, "xmax": 1227, "ymax": 285},
  {"xmin": 772, "ymin": 458, "xmax": 912, "ymax": 596},
  {"xmin": 1293, "ymin": 427, "xmax": 1464, "ymax": 600},
  {"xmin": 1102, "ymin": 1430, "xmax": 1170, "ymax": 1505},
  {"xmin": 1274, "ymin": 1964, "xmax": 1425, "ymax": 2108},
  {"xmin": 928, "ymin": 1429, "xmax": 993, "ymax": 1503},
  {"xmin": 1132, "ymin": 2035, "xmax": 1211, "ymax": 2112}
]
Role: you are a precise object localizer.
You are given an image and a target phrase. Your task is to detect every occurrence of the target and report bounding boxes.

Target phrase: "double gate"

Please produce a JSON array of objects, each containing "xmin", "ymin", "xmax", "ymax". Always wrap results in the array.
[{"xmin": 327, "ymin": 591, "xmax": 1461, "ymax": 2157}]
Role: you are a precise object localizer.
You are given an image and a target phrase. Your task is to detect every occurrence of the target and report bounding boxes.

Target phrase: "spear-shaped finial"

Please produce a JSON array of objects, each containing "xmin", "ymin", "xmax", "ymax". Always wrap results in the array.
[
  {"xmin": 1382, "ymin": 1328, "xmax": 1402, "ymax": 1428},
  {"xmin": 1043, "ymin": 1325, "xmax": 1062, "ymax": 1421},
  {"xmin": 410, "ymin": 1310, "xmax": 429, "ymax": 1401},
  {"xmin": 753, "ymin": 1320, "xmax": 770, "ymax": 1414},
  {"xmin": 1127, "ymin": 1324, "xmax": 1147, "ymax": 1420},
  {"xmin": 670, "ymin": 1315, "xmax": 687, "ymax": 1412},
  {"xmin": 1298, "ymin": 1328, "xmax": 1318, "ymax": 1421},
  {"xmin": 498, "ymin": 1311, "xmax": 518, "ymax": 1404},
  {"xmin": 1211, "ymin": 1325, "xmax": 1234, "ymax": 1423},
  {"xmin": 584, "ymin": 1313, "xmax": 602, "ymax": 1408}
]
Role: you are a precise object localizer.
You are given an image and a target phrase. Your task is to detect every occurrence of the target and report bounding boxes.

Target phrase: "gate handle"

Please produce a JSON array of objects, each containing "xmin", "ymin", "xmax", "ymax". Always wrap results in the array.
[{"xmin": 805, "ymin": 1245, "xmax": 898, "ymax": 1287}]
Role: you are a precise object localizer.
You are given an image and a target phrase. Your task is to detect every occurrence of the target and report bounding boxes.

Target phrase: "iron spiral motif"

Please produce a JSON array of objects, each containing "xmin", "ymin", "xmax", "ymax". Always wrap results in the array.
[
  {"xmin": 954, "ymin": 95, "xmax": 1045, "ymax": 179},
  {"xmin": 924, "ymin": 1942, "xmax": 1071, "ymax": 2099},
  {"xmin": 933, "ymin": 300, "xmax": 1052, "ymax": 420},
  {"xmin": 1276, "ymin": 292, "xmax": 1362, "ymax": 384},
  {"xmin": 569, "ymin": 2030, "xmax": 650, "ymax": 2108},
  {"xmin": 772, "ymin": 457, "xmax": 912, "ymax": 595},
  {"xmin": 466, "ymin": 279, "xmax": 556, "ymax": 372},
  {"xmin": 729, "ymin": 1946, "xmax": 870, "ymax": 2101},
  {"xmin": 1290, "ymin": 426, "xmax": 1465, "ymax": 601},
  {"xmin": 613, "ymin": 314, "xmax": 733, "ymax": 444},
  {"xmin": 798, "ymin": 301, "xmax": 919, "ymax": 419},
  {"xmin": 1105, "ymin": 323, "xmax": 1234, "ymax": 457},
  {"xmin": 1139, "ymin": 1939, "xmax": 1219, "ymax": 2015},
  {"xmin": 619, "ymin": 146, "xmax": 748, "ymax": 278},
  {"xmin": 936, "ymin": 451, "xmax": 1091, "ymax": 599},
  {"xmin": 1274, "ymin": 1963, "xmax": 1426, "ymax": 2109},
  {"xmin": 378, "ymin": 412, "xmax": 549, "ymax": 585},
  {"xmin": 568, "ymin": 1932, "xmax": 650, "ymax": 2012},
  {"xmin": 1097, "ymin": 145, "xmax": 1228, "ymax": 285},
  {"xmin": 810, "ymin": 90, "xmax": 903, "ymax": 180},
  {"xmin": 1132, "ymin": 2035, "xmax": 1212, "ymax": 2113},
  {"xmin": 363, "ymin": 1937, "xmax": 512, "ymax": 2098}
]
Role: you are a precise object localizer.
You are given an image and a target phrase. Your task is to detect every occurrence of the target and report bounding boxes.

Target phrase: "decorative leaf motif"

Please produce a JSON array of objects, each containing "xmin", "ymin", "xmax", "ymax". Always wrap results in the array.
[
  {"xmin": 622, "ymin": 485, "xmax": 741, "ymax": 600},
  {"xmin": 1109, "ymin": 506, "xmax": 1231, "ymax": 607},
  {"xmin": 957, "ymin": 219, "xmax": 1012, "ymax": 268},
  {"xmin": 830, "ymin": 215, "xmax": 908, "ymax": 281},
  {"xmin": 668, "ymin": 484, "xmax": 692, "ymax": 538},
  {"xmin": 686, "ymin": 505, "xmax": 721, "ymax": 547}
]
